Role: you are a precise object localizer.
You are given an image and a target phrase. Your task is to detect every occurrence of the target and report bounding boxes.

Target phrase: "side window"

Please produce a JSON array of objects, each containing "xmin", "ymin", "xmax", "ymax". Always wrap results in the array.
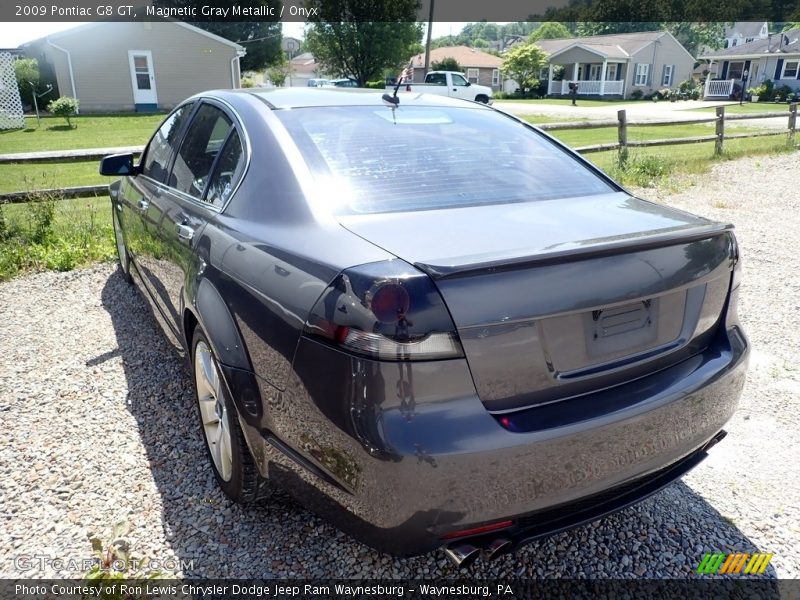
[
  {"xmin": 168, "ymin": 104, "xmax": 232, "ymax": 199},
  {"xmin": 427, "ymin": 73, "xmax": 446, "ymax": 85},
  {"xmin": 141, "ymin": 103, "xmax": 193, "ymax": 182},
  {"xmin": 205, "ymin": 131, "xmax": 244, "ymax": 208},
  {"xmin": 451, "ymin": 73, "xmax": 468, "ymax": 86}
]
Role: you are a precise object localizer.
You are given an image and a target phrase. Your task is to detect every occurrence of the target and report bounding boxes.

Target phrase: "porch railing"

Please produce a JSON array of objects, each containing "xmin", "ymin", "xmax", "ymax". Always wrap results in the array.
[
  {"xmin": 548, "ymin": 79, "xmax": 624, "ymax": 96},
  {"xmin": 704, "ymin": 78, "xmax": 735, "ymax": 98}
]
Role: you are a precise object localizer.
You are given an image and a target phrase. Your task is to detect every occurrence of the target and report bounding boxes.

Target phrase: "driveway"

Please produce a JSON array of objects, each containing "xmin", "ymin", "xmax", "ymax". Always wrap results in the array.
[
  {"xmin": 0, "ymin": 154, "xmax": 798, "ymax": 578},
  {"xmin": 497, "ymin": 100, "xmax": 791, "ymax": 129}
]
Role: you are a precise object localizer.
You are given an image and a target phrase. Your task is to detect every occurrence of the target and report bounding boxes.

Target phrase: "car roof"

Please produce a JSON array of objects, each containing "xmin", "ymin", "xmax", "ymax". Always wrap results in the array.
[{"xmin": 217, "ymin": 88, "xmax": 492, "ymax": 110}]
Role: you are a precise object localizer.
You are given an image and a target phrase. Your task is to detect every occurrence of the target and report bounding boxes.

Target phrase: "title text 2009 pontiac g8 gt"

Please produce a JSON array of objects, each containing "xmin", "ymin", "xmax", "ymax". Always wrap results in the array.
[{"xmin": 100, "ymin": 89, "xmax": 748, "ymax": 567}]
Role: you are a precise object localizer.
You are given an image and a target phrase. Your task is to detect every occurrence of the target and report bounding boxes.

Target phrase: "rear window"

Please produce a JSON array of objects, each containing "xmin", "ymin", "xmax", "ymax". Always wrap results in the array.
[{"xmin": 275, "ymin": 106, "xmax": 615, "ymax": 215}]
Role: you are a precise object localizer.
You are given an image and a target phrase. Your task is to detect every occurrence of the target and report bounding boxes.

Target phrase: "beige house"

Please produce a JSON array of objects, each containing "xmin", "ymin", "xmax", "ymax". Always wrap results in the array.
[
  {"xmin": 409, "ymin": 46, "xmax": 504, "ymax": 90},
  {"xmin": 536, "ymin": 31, "xmax": 695, "ymax": 99},
  {"xmin": 23, "ymin": 21, "xmax": 245, "ymax": 113}
]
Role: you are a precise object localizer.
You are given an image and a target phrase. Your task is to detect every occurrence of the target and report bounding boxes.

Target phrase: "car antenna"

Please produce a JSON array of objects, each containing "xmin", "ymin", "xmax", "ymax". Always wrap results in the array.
[{"xmin": 382, "ymin": 60, "xmax": 413, "ymax": 107}]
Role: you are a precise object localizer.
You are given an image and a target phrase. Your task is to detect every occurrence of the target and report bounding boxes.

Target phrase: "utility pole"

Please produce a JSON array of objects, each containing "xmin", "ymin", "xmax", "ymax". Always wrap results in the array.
[{"xmin": 423, "ymin": 0, "xmax": 434, "ymax": 76}]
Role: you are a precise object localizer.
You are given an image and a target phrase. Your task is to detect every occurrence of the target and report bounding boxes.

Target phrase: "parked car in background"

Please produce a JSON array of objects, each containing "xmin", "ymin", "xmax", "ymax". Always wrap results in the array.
[
  {"xmin": 307, "ymin": 78, "xmax": 331, "ymax": 87},
  {"xmin": 388, "ymin": 70, "xmax": 494, "ymax": 103},
  {"xmin": 100, "ymin": 88, "xmax": 748, "ymax": 567},
  {"xmin": 330, "ymin": 78, "xmax": 358, "ymax": 87}
]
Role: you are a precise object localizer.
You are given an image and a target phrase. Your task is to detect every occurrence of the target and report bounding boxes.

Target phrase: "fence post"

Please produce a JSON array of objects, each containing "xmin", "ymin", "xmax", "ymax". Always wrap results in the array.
[
  {"xmin": 715, "ymin": 106, "xmax": 725, "ymax": 155},
  {"xmin": 789, "ymin": 103, "xmax": 797, "ymax": 142},
  {"xmin": 617, "ymin": 109, "xmax": 628, "ymax": 166}
]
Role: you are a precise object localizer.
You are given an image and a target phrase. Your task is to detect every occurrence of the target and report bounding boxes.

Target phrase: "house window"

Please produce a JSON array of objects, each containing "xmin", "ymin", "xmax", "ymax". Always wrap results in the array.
[
  {"xmin": 745, "ymin": 37, "xmax": 754, "ymax": 43},
  {"xmin": 662, "ymin": 64, "xmax": 674, "ymax": 86},
  {"xmin": 467, "ymin": 68, "xmax": 479, "ymax": 83},
  {"xmin": 491, "ymin": 69, "xmax": 500, "ymax": 86},
  {"xmin": 781, "ymin": 60, "xmax": 799, "ymax": 79},
  {"xmin": 728, "ymin": 61, "xmax": 745, "ymax": 79},
  {"xmin": 634, "ymin": 63, "xmax": 650, "ymax": 86},
  {"xmin": 607, "ymin": 64, "xmax": 618, "ymax": 80}
]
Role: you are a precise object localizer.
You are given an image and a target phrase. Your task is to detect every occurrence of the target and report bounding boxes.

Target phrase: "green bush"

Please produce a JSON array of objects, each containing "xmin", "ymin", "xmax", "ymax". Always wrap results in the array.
[
  {"xmin": 14, "ymin": 57, "xmax": 40, "ymax": 109},
  {"xmin": 240, "ymin": 77, "xmax": 255, "ymax": 88},
  {"xmin": 47, "ymin": 96, "xmax": 79, "ymax": 128},
  {"xmin": 366, "ymin": 80, "xmax": 385, "ymax": 89},
  {"xmin": 609, "ymin": 153, "xmax": 673, "ymax": 187},
  {"xmin": 630, "ymin": 89, "xmax": 644, "ymax": 100}
]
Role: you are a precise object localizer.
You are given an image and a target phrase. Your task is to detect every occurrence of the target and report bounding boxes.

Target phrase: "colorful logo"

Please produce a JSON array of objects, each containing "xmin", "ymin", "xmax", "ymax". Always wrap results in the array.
[{"xmin": 696, "ymin": 552, "xmax": 773, "ymax": 575}]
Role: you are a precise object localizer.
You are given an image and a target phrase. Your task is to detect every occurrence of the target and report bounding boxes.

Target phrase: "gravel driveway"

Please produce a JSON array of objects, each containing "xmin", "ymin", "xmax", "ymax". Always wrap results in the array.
[{"xmin": 1, "ymin": 154, "xmax": 798, "ymax": 579}]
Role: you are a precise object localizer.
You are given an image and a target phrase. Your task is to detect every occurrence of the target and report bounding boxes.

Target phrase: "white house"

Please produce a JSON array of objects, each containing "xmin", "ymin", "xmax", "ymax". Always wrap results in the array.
[{"xmin": 700, "ymin": 29, "xmax": 800, "ymax": 99}]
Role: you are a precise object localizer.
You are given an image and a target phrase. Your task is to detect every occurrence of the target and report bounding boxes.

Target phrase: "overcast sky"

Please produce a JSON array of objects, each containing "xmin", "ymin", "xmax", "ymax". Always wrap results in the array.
[{"xmin": 0, "ymin": 21, "xmax": 473, "ymax": 48}]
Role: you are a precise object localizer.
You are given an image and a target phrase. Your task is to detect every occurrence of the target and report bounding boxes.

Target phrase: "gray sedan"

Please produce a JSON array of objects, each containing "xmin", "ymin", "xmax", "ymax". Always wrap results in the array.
[{"xmin": 100, "ymin": 88, "xmax": 748, "ymax": 567}]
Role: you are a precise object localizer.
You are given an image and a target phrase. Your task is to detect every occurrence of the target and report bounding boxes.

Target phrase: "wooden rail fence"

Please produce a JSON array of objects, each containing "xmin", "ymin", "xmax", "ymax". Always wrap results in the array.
[{"xmin": 0, "ymin": 104, "xmax": 797, "ymax": 202}]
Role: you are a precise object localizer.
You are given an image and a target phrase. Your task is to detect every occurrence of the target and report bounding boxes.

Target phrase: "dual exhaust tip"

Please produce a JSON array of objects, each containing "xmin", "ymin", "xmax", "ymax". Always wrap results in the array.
[{"xmin": 444, "ymin": 538, "xmax": 513, "ymax": 569}]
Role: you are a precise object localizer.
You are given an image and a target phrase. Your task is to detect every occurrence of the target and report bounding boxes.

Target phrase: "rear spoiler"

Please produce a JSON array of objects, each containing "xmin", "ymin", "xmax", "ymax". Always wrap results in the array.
[{"xmin": 415, "ymin": 222, "xmax": 735, "ymax": 280}]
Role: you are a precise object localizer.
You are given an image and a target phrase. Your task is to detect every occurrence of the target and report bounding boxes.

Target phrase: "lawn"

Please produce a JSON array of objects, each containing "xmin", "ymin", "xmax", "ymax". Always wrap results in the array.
[
  {"xmin": 0, "ymin": 162, "xmax": 105, "ymax": 194},
  {"xmin": 0, "ymin": 113, "xmax": 164, "ymax": 154},
  {"xmin": 690, "ymin": 102, "xmax": 795, "ymax": 115}
]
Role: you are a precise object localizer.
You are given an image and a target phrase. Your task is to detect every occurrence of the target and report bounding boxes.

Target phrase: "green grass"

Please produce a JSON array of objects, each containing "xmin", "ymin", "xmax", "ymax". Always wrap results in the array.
[
  {"xmin": 0, "ymin": 195, "xmax": 114, "ymax": 281},
  {"xmin": 0, "ymin": 113, "xmax": 164, "ymax": 154},
  {"xmin": 519, "ymin": 114, "xmax": 590, "ymax": 125},
  {"xmin": 689, "ymin": 102, "xmax": 794, "ymax": 114},
  {"xmin": 588, "ymin": 135, "xmax": 797, "ymax": 187},
  {"xmin": 495, "ymin": 98, "xmax": 639, "ymax": 107},
  {"xmin": 0, "ymin": 162, "xmax": 106, "ymax": 194}
]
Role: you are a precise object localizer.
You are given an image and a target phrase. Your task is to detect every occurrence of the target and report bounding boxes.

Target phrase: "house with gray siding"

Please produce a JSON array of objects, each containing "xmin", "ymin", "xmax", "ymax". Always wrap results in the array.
[
  {"xmin": 700, "ymin": 29, "xmax": 800, "ymax": 99},
  {"xmin": 22, "ymin": 21, "xmax": 245, "ymax": 113},
  {"xmin": 535, "ymin": 31, "xmax": 695, "ymax": 99}
]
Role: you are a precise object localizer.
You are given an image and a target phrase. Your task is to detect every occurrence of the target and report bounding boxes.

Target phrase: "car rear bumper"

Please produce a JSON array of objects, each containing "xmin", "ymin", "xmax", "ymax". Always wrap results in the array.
[{"xmin": 245, "ymin": 315, "xmax": 748, "ymax": 556}]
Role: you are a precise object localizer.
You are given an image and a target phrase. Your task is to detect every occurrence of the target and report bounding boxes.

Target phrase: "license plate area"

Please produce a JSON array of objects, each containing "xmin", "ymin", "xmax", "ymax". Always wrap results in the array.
[
  {"xmin": 585, "ymin": 299, "xmax": 657, "ymax": 359},
  {"xmin": 538, "ymin": 290, "xmax": 688, "ymax": 378}
]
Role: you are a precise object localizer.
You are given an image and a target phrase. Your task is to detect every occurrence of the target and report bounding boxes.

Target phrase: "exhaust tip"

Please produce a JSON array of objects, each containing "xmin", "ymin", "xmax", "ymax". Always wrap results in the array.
[
  {"xmin": 444, "ymin": 543, "xmax": 481, "ymax": 569},
  {"xmin": 484, "ymin": 538, "xmax": 513, "ymax": 561}
]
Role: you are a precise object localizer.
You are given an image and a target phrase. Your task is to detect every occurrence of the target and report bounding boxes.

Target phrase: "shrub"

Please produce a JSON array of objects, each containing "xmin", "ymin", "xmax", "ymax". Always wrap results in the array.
[
  {"xmin": 240, "ymin": 77, "xmax": 255, "ymax": 88},
  {"xmin": 430, "ymin": 57, "xmax": 460, "ymax": 72},
  {"xmin": 366, "ymin": 80, "xmax": 385, "ymax": 89},
  {"xmin": 14, "ymin": 57, "xmax": 40, "ymax": 109},
  {"xmin": 47, "ymin": 96, "xmax": 79, "ymax": 128},
  {"xmin": 630, "ymin": 89, "xmax": 644, "ymax": 100}
]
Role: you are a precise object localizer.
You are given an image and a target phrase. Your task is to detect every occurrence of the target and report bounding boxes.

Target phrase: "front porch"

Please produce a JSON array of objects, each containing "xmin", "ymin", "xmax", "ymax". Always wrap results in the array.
[{"xmin": 546, "ymin": 60, "xmax": 627, "ymax": 97}]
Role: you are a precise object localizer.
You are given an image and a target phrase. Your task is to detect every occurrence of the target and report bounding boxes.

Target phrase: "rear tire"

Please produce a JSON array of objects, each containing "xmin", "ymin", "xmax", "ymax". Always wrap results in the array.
[
  {"xmin": 112, "ymin": 209, "xmax": 132, "ymax": 284},
  {"xmin": 475, "ymin": 95, "xmax": 489, "ymax": 104},
  {"xmin": 191, "ymin": 327, "xmax": 267, "ymax": 504}
]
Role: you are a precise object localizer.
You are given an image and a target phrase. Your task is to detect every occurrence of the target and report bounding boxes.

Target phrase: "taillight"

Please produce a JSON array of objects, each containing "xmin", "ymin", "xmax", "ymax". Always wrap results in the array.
[
  {"xmin": 730, "ymin": 233, "xmax": 742, "ymax": 290},
  {"xmin": 304, "ymin": 259, "xmax": 464, "ymax": 361}
]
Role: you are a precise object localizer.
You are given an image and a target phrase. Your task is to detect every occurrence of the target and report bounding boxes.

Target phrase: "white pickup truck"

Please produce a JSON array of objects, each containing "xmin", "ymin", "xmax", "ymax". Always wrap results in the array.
[{"xmin": 387, "ymin": 71, "xmax": 494, "ymax": 104}]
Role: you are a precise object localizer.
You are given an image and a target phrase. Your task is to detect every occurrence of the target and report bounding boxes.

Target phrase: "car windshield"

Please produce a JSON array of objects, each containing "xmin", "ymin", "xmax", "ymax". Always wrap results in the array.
[{"xmin": 275, "ymin": 105, "xmax": 615, "ymax": 215}]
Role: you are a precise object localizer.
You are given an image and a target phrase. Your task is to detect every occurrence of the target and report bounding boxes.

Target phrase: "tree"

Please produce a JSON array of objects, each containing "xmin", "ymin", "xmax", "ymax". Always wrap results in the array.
[
  {"xmin": 431, "ymin": 57, "xmax": 461, "ymax": 71},
  {"xmin": 14, "ymin": 58, "xmax": 40, "ymax": 109},
  {"xmin": 664, "ymin": 22, "xmax": 725, "ymax": 56},
  {"xmin": 267, "ymin": 56, "xmax": 291, "ymax": 87},
  {"xmin": 151, "ymin": 0, "xmax": 283, "ymax": 71},
  {"xmin": 528, "ymin": 22, "xmax": 573, "ymax": 41},
  {"xmin": 502, "ymin": 43, "xmax": 548, "ymax": 94},
  {"xmin": 305, "ymin": 0, "xmax": 423, "ymax": 86}
]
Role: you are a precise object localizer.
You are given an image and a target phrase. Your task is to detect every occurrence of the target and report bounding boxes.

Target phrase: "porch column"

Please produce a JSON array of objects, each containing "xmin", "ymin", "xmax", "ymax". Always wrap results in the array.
[
  {"xmin": 573, "ymin": 62, "xmax": 579, "ymax": 84},
  {"xmin": 704, "ymin": 61, "xmax": 713, "ymax": 97},
  {"xmin": 548, "ymin": 63, "xmax": 554, "ymax": 95},
  {"xmin": 600, "ymin": 59, "xmax": 608, "ymax": 95}
]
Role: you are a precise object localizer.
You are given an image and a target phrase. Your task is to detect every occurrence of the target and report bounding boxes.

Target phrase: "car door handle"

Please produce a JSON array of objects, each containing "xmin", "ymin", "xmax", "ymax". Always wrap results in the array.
[
  {"xmin": 176, "ymin": 223, "xmax": 194, "ymax": 241},
  {"xmin": 137, "ymin": 199, "xmax": 149, "ymax": 211}
]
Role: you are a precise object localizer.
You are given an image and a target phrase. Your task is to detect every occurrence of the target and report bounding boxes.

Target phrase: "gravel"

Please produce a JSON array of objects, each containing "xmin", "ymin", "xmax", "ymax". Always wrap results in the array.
[{"xmin": 1, "ymin": 153, "xmax": 798, "ymax": 579}]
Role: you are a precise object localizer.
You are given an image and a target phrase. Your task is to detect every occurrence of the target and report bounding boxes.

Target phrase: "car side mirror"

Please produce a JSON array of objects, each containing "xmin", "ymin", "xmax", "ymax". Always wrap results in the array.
[
  {"xmin": 99, "ymin": 153, "xmax": 136, "ymax": 176},
  {"xmin": 465, "ymin": 81, "xmax": 471, "ymax": 87}
]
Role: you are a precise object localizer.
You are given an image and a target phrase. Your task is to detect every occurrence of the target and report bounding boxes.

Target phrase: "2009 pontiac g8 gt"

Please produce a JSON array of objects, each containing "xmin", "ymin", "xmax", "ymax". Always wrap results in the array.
[{"xmin": 100, "ymin": 88, "xmax": 748, "ymax": 567}]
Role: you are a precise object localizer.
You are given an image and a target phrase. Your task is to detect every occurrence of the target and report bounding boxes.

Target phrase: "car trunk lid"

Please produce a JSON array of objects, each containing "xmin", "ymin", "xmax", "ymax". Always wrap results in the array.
[{"xmin": 338, "ymin": 193, "xmax": 735, "ymax": 412}]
